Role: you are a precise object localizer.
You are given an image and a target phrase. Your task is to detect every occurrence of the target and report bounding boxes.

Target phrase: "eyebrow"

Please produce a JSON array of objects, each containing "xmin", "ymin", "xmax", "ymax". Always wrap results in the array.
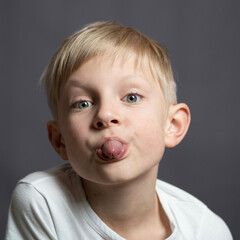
[
  {"xmin": 67, "ymin": 73, "xmax": 152, "ymax": 90},
  {"xmin": 66, "ymin": 78, "xmax": 91, "ymax": 89}
]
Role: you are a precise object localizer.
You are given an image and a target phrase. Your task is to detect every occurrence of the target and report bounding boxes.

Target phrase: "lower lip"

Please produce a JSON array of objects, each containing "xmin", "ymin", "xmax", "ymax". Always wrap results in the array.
[{"xmin": 96, "ymin": 144, "xmax": 128, "ymax": 163}]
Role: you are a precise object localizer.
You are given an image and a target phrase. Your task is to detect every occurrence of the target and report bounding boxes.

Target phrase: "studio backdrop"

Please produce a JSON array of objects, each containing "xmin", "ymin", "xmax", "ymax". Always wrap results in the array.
[{"xmin": 1, "ymin": 1, "xmax": 239, "ymax": 239}]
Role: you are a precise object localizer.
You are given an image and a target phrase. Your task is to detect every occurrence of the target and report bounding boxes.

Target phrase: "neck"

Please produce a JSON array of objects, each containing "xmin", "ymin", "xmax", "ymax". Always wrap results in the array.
[{"xmin": 82, "ymin": 165, "xmax": 171, "ymax": 238}]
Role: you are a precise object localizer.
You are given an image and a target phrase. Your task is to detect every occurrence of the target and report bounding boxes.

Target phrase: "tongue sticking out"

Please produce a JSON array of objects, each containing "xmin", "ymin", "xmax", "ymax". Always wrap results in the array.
[{"xmin": 100, "ymin": 140, "xmax": 123, "ymax": 160}]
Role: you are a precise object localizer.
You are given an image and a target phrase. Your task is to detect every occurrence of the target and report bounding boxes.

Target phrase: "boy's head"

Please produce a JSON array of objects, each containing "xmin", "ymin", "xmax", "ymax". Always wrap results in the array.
[
  {"xmin": 42, "ymin": 21, "xmax": 177, "ymax": 120},
  {"xmin": 44, "ymin": 21, "xmax": 190, "ymax": 184}
]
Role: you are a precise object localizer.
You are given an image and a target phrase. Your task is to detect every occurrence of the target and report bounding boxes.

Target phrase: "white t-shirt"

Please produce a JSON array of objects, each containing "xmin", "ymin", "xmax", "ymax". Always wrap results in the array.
[{"xmin": 5, "ymin": 164, "xmax": 232, "ymax": 240}]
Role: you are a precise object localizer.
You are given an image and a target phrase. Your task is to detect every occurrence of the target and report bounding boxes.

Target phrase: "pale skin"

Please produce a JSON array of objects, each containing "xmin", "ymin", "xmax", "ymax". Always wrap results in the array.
[{"xmin": 47, "ymin": 54, "xmax": 191, "ymax": 239}]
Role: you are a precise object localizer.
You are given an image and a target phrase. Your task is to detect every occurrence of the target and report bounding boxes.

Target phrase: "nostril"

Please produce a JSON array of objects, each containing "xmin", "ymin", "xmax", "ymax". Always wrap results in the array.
[
  {"xmin": 97, "ymin": 122, "xmax": 103, "ymax": 127},
  {"xmin": 94, "ymin": 119, "xmax": 119, "ymax": 128},
  {"xmin": 111, "ymin": 119, "xmax": 118, "ymax": 124}
]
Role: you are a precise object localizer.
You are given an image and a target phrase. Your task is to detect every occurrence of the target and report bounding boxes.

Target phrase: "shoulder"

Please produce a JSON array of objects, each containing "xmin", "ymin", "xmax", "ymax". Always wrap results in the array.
[
  {"xmin": 17, "ymin": 163, "xmax": 80, "ymax": 197},
  {"xmin": 10, "ymin": 163, "xmax": 83, "ymax": 217},
  {"xmin": 10, "ymin": 163, "xmax": 77, "ymax": 204},
  {"xmin": 156, "ymin": 180, "xmax": 233, "ymax": 240},
  {"xmin": 19, "ymin": 163, "xmax": 75, "ymax": 185},
  {"xmin": 5, "ymin": 164, "xmax": 84, "ymax": 239}
]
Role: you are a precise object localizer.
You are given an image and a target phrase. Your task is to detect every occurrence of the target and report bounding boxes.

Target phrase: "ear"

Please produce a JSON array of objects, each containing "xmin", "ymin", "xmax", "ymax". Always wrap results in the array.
[
  {"xmin": 47, "ymin": 121, "xmax": 68, "ymax": 160},
  {"xmin": 165, "ymin": 103, "xmax": 191, "ymax": 148}
]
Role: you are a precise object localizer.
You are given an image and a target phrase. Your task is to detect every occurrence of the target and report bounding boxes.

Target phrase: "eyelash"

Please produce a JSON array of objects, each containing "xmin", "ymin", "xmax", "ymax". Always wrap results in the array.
[
  {"xmin": 72, "ymin": 92, "xmax": 143, "ymax": 110},
  {"xmin": 72, "ymin": 100, "xmax": 93, "ymax": 109},
  {"xmin": 123, "ymin": 93, "xmax": 142, "ymax": 103}
]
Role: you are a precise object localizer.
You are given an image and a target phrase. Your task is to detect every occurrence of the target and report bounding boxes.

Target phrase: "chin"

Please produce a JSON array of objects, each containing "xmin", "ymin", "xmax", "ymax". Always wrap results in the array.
[
  {"xmin": 93, "ymin": 164, "xmax": 157, "ymax": 187},
  {"xmin": 97, "ymin": 170, "xmax": 138, "ymax": 186}
]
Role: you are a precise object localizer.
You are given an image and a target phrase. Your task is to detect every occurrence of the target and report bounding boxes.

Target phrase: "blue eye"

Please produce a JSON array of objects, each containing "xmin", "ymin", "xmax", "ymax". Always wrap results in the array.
[
  {"xmin": 75, "ymin": 101, "xmax": 93, "ymax": 109},
  {"xmin": 125, "ymin": 94, "xmax": 141, "ymax": 103}
]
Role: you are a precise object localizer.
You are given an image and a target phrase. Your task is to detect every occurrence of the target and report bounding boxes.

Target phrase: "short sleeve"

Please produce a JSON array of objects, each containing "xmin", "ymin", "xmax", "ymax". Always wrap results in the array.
[
  {"xmin": 197, "ymin": 209, "xmax": 233, "ymax": 240},
  {"xmin": 5, "ymin": 182, "xmax": 58, "ymax": 240}
]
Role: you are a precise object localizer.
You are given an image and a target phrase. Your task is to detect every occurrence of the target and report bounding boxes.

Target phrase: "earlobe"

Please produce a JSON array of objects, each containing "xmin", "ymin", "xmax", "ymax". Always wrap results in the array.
[
  {"xmin": 165, "ymin": 103, "xmax": 191, "ymax": 148},
  {"xmin": 47, "ymin": 121, "xmax": 68, "ymax": 160}
]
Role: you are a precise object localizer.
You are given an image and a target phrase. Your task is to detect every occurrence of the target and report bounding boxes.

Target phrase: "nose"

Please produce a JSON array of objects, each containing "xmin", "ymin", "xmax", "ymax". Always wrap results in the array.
[{"xmin": 93, "ymin": 104, "xmax": 121, "ymax": 129}]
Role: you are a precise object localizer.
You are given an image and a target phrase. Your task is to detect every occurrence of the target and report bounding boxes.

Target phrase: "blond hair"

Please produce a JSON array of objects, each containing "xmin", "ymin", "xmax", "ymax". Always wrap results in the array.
[{"xmin": 42, "ymin": 21, "xmax": 177, "ymax": 119}]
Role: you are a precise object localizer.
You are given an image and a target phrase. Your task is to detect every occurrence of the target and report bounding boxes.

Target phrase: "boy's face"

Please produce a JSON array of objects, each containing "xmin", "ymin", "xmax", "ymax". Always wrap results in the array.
[{"xmin": 56, "ymin": 54, "xmax": 169, "ymax": 185}]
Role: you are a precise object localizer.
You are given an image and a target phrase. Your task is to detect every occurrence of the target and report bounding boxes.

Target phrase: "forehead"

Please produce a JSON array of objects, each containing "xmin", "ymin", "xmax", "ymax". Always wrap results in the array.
[{"xmin": 67, "ymin": 53, "xmax": 159, "ymax": 87}]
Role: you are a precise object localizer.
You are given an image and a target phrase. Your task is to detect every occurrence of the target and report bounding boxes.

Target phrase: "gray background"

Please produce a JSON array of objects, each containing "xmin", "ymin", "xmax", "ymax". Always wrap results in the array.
[{"xmin": 1, "ymin": 0, "xmax": 239, "ymax": 239}]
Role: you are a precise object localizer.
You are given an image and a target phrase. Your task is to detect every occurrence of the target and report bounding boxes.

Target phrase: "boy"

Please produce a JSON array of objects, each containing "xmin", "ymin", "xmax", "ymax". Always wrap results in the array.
[{"xmin": 5, "ymin": 21, "xmax": 232, "ymax": 239}]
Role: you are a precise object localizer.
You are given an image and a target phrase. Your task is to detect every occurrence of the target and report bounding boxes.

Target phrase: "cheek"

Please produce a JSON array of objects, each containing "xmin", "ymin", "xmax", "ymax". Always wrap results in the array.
[
  {"xmin": 61, "ymin": 118, "xmax": 89, "ymax": 155},
  {"xmin": 132, "ymin": 111, "xmax": 165, "ymax": 150}
]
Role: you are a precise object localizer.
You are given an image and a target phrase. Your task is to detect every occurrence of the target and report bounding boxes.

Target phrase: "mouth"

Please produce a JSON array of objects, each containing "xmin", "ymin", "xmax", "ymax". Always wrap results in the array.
[{"xmin": 96, "ymin": 137, "xmax": 128, "ymax": 162}]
